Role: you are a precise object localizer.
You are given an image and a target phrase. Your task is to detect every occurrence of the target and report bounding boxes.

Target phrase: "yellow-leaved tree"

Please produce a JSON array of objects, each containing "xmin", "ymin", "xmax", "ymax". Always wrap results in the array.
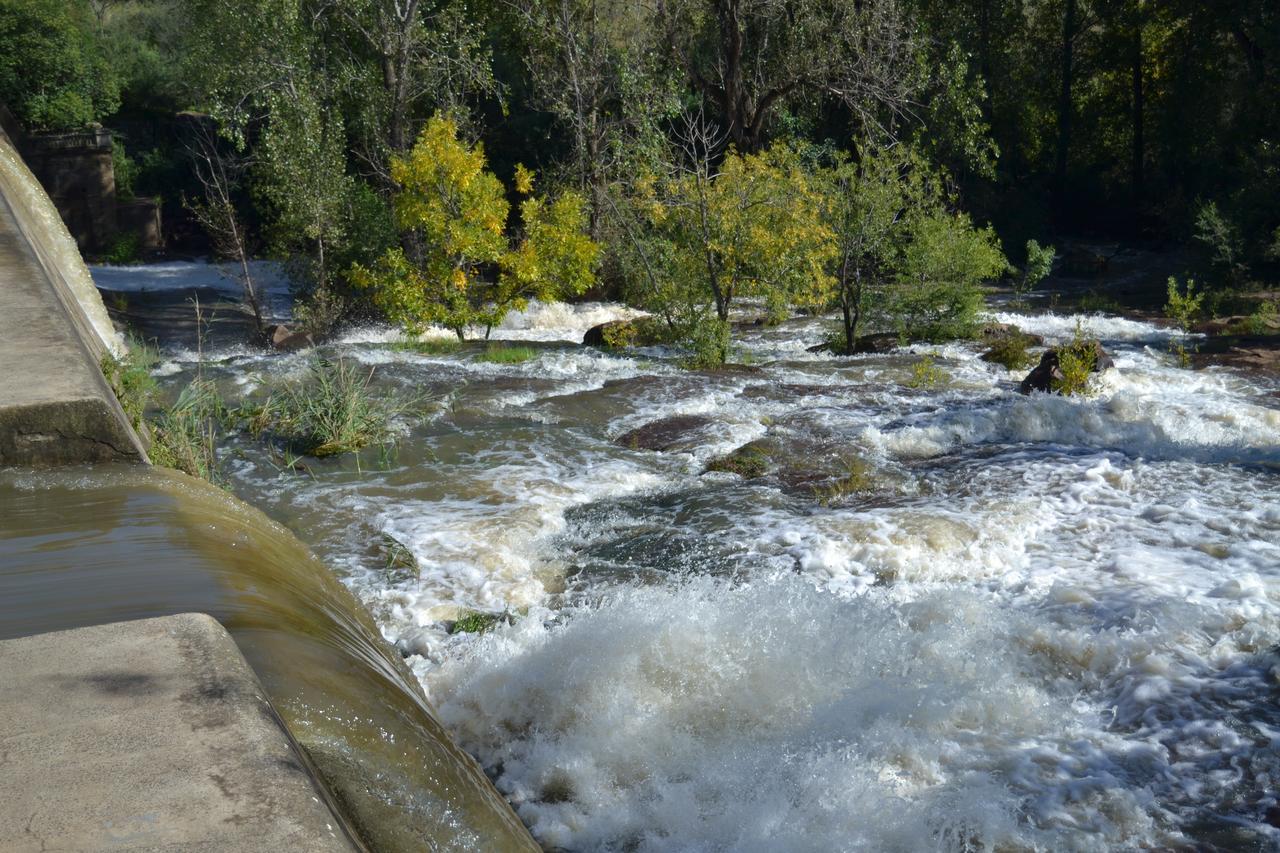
[
  {"xmin": 627, "ymin": 139, "xmax": 835, "ymax": 365},
  {"xmin": 351, "ymin": 115, "xmax": 599, "ymax": 340}
]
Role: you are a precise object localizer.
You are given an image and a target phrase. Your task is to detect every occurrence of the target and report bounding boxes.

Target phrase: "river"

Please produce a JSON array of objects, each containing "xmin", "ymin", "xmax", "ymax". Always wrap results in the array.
[{"xmin": 100, "ymin": 263, "xmax": 1280, "ymax": 851}]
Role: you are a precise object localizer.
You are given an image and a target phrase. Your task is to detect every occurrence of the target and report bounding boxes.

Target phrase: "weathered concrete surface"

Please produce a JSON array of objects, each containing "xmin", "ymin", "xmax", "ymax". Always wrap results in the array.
[
  {"xmin": 0, "ymin": 185, "xmax": 147, "ymax": 465},
  {"xmin": 0, "ymin": 613, "xmax": 360, "ymax": 852}
]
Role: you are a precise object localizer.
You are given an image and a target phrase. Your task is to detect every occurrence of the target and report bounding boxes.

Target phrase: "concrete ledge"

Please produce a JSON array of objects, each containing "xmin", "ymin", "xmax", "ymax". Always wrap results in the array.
[
  {"xmin": 0, "ymin": 614, "xmax": 359, "ymax": 852},
  {"xmin": 0, "ymin": 175, "xmax": 146, "ymax": 466}
]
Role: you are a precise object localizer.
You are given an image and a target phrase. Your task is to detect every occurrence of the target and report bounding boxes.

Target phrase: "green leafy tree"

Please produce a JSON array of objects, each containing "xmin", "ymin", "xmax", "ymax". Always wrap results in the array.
[
  {"xmin": 888, "ymin": 209, "xmax": 1007, "ymax": 342},
  {"xmin": 351, "ymin": 115, "xmax": 600, "ymax": 339},
  {"xmin": 0, "ymin": 0, "xmax": 119, "ymax": 131},
  {"xmin": 818, "ymin": 145, "xmax": 938, "ymax": 353},
  {"xmin": 1017, "ymin": 238, "xmax": 1056, "ymax": 295},
  {"xmin": 628, "ymin": 123, "xmax": 834, "ymax": 365}
]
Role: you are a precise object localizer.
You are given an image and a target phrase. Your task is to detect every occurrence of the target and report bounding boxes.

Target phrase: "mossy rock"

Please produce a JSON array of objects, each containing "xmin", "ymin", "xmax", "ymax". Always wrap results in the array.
[
  {"xmin": 583, "ymin": 318, "xmax": 663, "ymax": 348},
  {"xmin": 704, "ymin": 441, "xmax": 771, "ymax": 478}
]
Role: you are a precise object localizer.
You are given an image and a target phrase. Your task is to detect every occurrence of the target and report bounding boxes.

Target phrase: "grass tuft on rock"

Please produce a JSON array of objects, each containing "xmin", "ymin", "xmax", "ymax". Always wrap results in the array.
[
  {"xmin": 391, "ymin": 338, "xmax": 463, "ymax": 355},
  {"xmin": 450, "ymin": 610, "xmax": 507, "ymax": 635}
]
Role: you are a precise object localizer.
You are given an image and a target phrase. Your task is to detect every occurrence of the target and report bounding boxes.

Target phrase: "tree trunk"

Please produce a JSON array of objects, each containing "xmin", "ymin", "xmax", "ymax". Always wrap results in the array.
[
  {"xmin": 1053, "ymin": 0, "xmax": 1077, "ymax": 218},
  {"xmin": 1131, "ymin": 4, "xmax": 1145, "ymax": 211}
]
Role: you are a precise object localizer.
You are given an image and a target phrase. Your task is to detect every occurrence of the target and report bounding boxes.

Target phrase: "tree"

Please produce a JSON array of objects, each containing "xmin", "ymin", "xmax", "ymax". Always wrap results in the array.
[
  {"xmin": 503, "ymin": 0, "xmax": 673, "ymax": 241},
  {"xmin": 351, "ymin": 114, "xmax": 599, "ymax": 339},
  {"xmin": 656, "ymin": 0, "xmax": 917, "ymax": 152},
  {"xmin": 628, "ymin": 118, "xmax": 834, "ymax": 364},
  {"xmin": 818, "ymin": 145, "xmax": 937, "ymax": 353},
  {"xmin": 183, "ymin": 116, "xmax": 265, "ymax": 331},
  {"xmin": 0, "ymin": 0, "xmax": 119, "ymax": 131},
  {"xmin": 888, "ymin": 209, "xmax": 1007, "ymax": 341}
]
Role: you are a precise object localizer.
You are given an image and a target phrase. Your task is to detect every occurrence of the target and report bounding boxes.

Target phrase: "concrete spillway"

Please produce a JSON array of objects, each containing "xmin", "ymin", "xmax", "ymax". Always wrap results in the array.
[
  {"xmin": 0, "ymin": 120, "xmax": 145, "ymax": 466},
  {"xmin": 0, "ymin": 123, "xmax": 538, "ymax": 850}
]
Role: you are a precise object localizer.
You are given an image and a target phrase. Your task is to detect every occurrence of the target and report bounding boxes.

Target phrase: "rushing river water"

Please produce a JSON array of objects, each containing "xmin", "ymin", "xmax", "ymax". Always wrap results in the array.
[{"xmin": 106, "ymin": 267, "xmax": 1280, "ymax": 851}]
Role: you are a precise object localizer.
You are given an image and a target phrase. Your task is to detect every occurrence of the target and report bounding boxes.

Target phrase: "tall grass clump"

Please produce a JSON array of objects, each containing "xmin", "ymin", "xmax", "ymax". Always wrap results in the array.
[
  {"xmin": 149, "ymin": 378, "xmax": 229, "ymax": 482},
  {"xmin": 100, "ymin": 339, "xmax": 159, "ymax": 433},
  {"xmin": 248, "ymin": 359, "xmax": 417, "ymax": 457},
  {"xmin": 477, "ymin": 344, "xmax": 539, "ymax": 364}
]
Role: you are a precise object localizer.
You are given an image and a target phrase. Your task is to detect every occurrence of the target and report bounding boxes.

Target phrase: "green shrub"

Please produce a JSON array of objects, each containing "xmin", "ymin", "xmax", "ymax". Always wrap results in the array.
[
  {"xmin": 247, "ymin": 359, "xmax": 417, "ymax": 458},
  {"xmin": 149, "ymin": 378, "xmax": 228, "ymax": 482},
  {"xmin": 906, "ymin": 354, "xmax": 948, "ymax": 389},
  {"xmin": 1225, "ymin": 300, "xmax": 1279, "ymax": 336},
  {"xmin": 1052, "ymin": 324, "xmax": 1099, "ymax": 397},
  {"xmin": 981, "ymin": 335, "xmax": 1034, "ymax": 370},
  {"xmin": 103, "ymin": 231, "xmax": 141, "ymax": 265},
  {"xmin": 477, "ymin": 344, "xmax": 538, "ymax": 364},
  {"xmin": 1164, "ymin": 277, "xmax": 1204, "ymax": 331},
  {"xmin": 600, "ymin": 321, "xmax": 639, "ymax": 349},
  {"xmin": 100, "ymin": 339, "xmax": 158, "ymax": 432},
  {"xmin": 112, "ymin": 139, "xmax": 138, "ymax": 201},
  {"xmin": 1017, "ymin": 239, "xmax": 1056, "ymax": 295}
]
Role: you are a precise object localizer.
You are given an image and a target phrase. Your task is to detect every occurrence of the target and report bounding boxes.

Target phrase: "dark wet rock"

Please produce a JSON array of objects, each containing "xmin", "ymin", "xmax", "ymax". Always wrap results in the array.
[
  {"xmin": 266, "ymin": 324, "xmax": 314, "ymax": 352},
  {"xmin": 1019, "ymin": 342, "xmax": 1114, "ymax": 394},
  {"xmin": 615, "ymin": 415, "xmax": 716, "ymax": 452},
  {"xmin": 808, "ymin": 333, "xmax": 901, "ymax": 356},
  {"xmin": 583, "ymin": 318, "xmax": 661, "ymax": 348},
  {"xmin": 741, "ymin": 382, "xmax": 836, "ymax": 400},
  {"xmin": 1191, "ymin": 334, "xmax": 1280, "ymax": 373},
  {"xmin": 978, "ymin": 322, "xmax": 1045, "ymax": 347}
]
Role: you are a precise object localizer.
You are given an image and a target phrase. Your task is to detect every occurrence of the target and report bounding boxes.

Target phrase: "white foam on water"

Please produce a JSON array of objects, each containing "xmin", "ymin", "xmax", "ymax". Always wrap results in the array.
[{"xmin": 435, "ymin": 576, "xmax": 1169, "ymax": 852}]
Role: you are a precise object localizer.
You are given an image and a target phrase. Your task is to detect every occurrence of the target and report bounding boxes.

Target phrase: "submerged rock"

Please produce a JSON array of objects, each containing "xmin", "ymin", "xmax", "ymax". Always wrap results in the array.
[
  {"xmin": 615, "ymin": 415, "xmax": 716, "ymax": 452},
  {"xmin": 1019, "ymin": 342, "xmax": 1114, "ymax": 394}
]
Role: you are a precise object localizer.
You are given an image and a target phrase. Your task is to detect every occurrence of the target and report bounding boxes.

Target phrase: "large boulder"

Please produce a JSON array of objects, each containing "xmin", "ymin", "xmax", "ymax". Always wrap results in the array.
[
  {"xmin": 807, "ymin": 332, "xmax": 901, "ymax": 356},
  {"xmin": 615, "ymin": 414, "xmax": 715, "ymax": 452},
  {"xmin": 979, "ymin": 322, "xmax": 1045, "ymax": 347},
  {"xmin": 584, "ymin": 318, "xmax": 660, "ymax": 348},
  {"xmin": 1019, "ymin": 341, "xmax": 1114, "ymax": 394},
  {"xmin": 265, "ymin": 324, "xmax": 314, "ymax": 352}
]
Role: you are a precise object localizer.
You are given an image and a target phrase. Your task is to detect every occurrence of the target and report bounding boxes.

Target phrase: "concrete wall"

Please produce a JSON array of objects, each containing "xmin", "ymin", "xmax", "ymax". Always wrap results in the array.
[{"xmin": 0, "ymin": 122, "xmax": 146, "ymax": 466}]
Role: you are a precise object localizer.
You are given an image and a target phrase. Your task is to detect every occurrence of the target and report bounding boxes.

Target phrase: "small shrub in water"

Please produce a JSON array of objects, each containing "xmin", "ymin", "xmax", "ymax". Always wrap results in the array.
[
  {"xmin": 1052, "ymin": 323, "xmax": 1099, "ymax": 397},
  {"xmin": 906, "ymin": 354, "xmax": 948, "ymax": 389},
  {"xmin": 981, "ymin": 335, "xmax": 1034, "ymax": 370},
  {"xmin": 1164, "ymin": 277, "xmax": 1205, "ymax": 332},
  {"xmin": 249, "ymin": 359, "xmax": 417, "ymax": 458},
  {"xmin": 478, "ymin": 345, "xmax": 539, "ymax": 364}
]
